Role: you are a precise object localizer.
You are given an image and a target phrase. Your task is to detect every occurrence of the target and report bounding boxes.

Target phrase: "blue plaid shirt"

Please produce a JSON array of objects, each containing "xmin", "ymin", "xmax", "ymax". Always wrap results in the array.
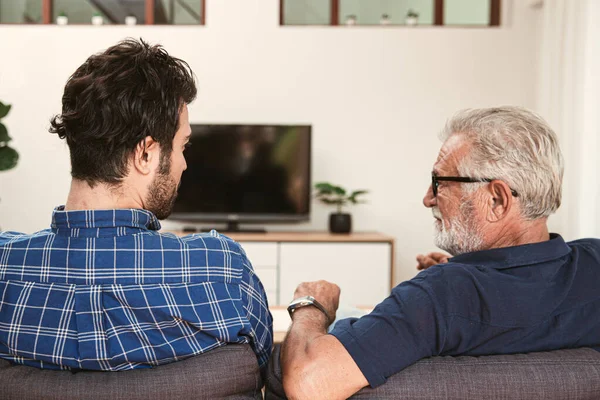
[{"xmin": 0, "ymin": 207, "xmax": 273, "ymax": 371}]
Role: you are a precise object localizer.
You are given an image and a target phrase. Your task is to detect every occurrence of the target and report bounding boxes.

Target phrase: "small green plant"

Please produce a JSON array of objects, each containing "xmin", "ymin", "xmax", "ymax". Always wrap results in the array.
[
  {"xmin": 0, "ymin": 101, "xmax": 18, "ymax": 172},
  {"xmin": 314, "ymin": 182, "xmax": 368, "ymax": 214},
  {"xmin": 406, "ymin": 9, "xmax": 419, "ymax": 18}
]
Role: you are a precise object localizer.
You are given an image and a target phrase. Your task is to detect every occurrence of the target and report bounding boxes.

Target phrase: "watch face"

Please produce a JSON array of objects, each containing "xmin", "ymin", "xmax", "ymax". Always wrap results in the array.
[{"xmin": 289, "ymin": 296, "xmax": 314, "ymax": 309}]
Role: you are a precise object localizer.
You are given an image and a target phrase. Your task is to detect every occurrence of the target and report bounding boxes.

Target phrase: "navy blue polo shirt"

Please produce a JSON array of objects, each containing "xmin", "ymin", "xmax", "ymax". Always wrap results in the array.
[{"xmin": 330, "ymin": 234, "xmax": 600, "ymax": 388}]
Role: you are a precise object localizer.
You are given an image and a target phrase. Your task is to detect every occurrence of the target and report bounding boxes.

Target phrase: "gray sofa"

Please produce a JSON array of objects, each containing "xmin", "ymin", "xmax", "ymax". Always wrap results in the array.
[
  {"xmin": 266, "ymin": 344, "xmax": 600, "ymax": 399},
  {"xmin": 0, "ymin": 344, "xmax": 262, "ymax": 400}
]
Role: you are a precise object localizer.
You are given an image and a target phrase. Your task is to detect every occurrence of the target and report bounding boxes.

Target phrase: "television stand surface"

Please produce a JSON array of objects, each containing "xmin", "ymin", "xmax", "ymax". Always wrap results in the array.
[{"xmin": 195, "ymin": 221, "xmax": 266, "ymax": 233}]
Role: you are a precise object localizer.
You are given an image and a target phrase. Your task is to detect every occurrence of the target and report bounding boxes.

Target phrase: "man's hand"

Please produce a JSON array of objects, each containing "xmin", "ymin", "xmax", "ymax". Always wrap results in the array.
[
  {"xmin": 293, "ymin": 280, "xmax": 341, "ymax": 324},
  {"xmin": 416, "ymin": 252, "xmax": 450, "ymax": 270}
]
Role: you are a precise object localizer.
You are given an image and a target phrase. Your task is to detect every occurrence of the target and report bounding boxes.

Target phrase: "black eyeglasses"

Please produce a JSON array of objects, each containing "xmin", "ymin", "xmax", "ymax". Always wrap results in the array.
[{"xmin": 431, "ymin": 174, "xmax": 518, "ymax": 197}]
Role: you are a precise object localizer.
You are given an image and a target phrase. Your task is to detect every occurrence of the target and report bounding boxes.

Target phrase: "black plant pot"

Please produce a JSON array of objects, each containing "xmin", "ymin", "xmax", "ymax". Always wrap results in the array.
[{"xmin": 329, "ymin": 213, "xmax": 352, "ymax": 234}]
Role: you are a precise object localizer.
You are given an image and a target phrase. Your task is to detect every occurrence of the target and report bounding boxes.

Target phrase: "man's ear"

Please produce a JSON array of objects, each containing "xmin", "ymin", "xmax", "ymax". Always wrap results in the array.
[
  {"xmin": 132, "ymin": 136, "xmax": 159, "ymax": 175},
  {"xmin": 486, "ymin": 180, "xmax": 513, "ymax": 222}
]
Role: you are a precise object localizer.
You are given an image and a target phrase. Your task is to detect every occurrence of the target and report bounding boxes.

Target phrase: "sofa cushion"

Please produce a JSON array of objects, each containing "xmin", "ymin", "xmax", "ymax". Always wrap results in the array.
[
  {"xmin": 266, "ymin": 344, "xmax": 600, "ymax": 399},
  {"xmin": 0, "ymin": 344, "xmax": 262, "ymax": 400}
]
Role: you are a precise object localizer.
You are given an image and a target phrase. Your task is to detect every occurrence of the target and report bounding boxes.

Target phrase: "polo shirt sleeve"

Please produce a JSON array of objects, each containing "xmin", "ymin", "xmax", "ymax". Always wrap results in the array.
[{"xmin": 330, "ymin": 271, "xmax": 447, "ymax": 388}]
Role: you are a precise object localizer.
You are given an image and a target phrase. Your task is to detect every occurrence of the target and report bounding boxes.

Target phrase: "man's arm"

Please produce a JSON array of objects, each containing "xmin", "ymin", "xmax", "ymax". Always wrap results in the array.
[{"xmin": 281, "ymin": 281, "xmax": 369, "ymax": 400}]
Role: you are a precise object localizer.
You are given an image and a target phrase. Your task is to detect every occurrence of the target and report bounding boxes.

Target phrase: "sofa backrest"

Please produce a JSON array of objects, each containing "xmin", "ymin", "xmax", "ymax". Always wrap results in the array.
[
  {"xmin": 265, "ymin": 344, "xmax": 600, "ymax": 399},
  {"xmin": 0, "ymin": 344, "xmax": 262, "ymax": 400},
  {"xmin": 350, "ymin": 347, "xmax": 600, "ymax": 399}
]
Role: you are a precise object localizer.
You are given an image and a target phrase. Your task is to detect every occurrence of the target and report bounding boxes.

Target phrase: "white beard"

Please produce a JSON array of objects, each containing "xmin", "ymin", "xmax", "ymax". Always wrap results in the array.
[{"xmin": 433, "ymin": 201, "xmax": 484, "ymax": 256}]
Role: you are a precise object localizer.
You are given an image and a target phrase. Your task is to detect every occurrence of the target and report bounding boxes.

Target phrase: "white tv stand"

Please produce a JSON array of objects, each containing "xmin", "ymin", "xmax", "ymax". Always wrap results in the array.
[{"xmin": 169, "ymin": 231, "xmax": 395, "ymax": 307}]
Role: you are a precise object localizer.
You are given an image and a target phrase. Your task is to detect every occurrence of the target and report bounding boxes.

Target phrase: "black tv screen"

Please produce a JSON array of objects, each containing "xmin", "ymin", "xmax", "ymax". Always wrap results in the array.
[{"xmin": 171, "ymin": 124, "xmax": 311, "ymax": 223}]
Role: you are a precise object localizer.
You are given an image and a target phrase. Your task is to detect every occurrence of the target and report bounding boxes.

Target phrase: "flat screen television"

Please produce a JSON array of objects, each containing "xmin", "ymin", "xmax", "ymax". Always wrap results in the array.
[{"xmin": 170, "ymin": 124, "xmax": 312, "ymax": 231}]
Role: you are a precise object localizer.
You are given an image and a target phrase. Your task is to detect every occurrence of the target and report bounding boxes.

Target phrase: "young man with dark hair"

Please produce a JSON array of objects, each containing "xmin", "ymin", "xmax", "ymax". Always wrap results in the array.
[{"xmin": 0, "ymin": 39, "xmax": 272, "ymax": 372}]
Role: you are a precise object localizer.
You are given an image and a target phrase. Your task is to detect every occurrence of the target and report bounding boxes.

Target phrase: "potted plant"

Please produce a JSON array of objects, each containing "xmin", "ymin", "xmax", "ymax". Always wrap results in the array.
[
  {"xmin": 125, "ymin": 14, "xmax": 137, "ymax": 26},
  {"xmin": 56, "ymin": 11, "xmax": 68, "ymax": 25},
  {"xmin": 405, "ymin": 9, "xmax": 419, "ymax": 26},
  {"xmin": 0, "ymin": 101, "xmax": 18, "ymax": 173},
  {"xmin": 380, "ymin": 13, "xmax": 392, "ymax": 25},
  {"xmin": 91, "ymin": 11, "xmax": 104, "ymax": 26},
  {"xmin": 345, "ymin": 14, "xmax": 357, "ymax": 26},
  {"xmin": 314, "ymin": 182, "xmax": 368, "ymax": 234}
]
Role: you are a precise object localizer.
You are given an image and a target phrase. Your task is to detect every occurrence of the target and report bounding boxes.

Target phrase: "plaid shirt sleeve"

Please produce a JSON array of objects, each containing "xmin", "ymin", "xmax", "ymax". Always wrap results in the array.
[{"xmin": 235, "ymin": 243, "xmax": 273, "ymax": 370}]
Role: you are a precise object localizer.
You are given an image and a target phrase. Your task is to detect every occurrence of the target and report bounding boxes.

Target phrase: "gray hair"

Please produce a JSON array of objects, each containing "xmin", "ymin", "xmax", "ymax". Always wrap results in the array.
[{"xmin": 440, "ymin": 106, "xmax": 564, "ymax": 220}]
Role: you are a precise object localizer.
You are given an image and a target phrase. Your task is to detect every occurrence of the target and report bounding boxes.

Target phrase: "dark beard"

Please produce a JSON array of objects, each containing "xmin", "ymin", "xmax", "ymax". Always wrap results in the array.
[{"xmin": 146, "ymin": 153, "xmax": 178, "ymax": 220}]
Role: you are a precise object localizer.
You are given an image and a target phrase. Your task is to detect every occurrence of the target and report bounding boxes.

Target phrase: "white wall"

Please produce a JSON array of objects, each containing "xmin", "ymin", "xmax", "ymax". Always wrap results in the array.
[
  {"xmin": 0, "ymin": 0, "xmax": 541, "ymax": 285},
  {"xmin": 538, "ymin": 0, "xmax": 600, "ymax": 241}
]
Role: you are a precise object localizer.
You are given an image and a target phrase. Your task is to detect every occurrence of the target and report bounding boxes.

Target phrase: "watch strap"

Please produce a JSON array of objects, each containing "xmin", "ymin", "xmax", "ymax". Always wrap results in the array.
[{"xmin": 288, "ymin": 296, "xmax": 331, "ymax": 325}]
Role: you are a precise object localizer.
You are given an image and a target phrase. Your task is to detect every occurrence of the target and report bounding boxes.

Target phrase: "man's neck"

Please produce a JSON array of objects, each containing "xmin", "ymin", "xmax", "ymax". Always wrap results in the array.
[
  {"xmin": 487, "ymin": 218, "xmax": 550, "ymax": 250},
  {"xmin": 64, "ymin": 179, "xmax": 144, "ymax": 211}
]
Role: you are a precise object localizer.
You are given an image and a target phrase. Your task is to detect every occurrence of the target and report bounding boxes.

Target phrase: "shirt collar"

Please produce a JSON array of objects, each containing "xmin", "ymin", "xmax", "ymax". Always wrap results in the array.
[
  {"xmin": 448, "ymin": 233, "xmax": 571, "ymax": 269},
  {"xmin": 51, "ymin": 206, "xmax": 161, "ymax": 231}
]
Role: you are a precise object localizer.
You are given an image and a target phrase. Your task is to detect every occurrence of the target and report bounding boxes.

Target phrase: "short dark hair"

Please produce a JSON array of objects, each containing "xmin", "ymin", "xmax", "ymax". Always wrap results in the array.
[{"xmin": 50, "ymin": 38, "xmax": 197, "ymax": 186}]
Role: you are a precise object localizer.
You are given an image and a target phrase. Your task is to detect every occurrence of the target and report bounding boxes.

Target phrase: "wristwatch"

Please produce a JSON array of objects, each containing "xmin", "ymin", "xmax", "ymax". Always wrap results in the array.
[{"xmin": 287, "ymin": 295, "xmax": 331, "ymax": 325}]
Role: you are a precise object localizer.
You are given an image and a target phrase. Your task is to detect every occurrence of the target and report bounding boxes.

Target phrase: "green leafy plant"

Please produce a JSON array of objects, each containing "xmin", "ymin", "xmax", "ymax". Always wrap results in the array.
[
  {"xmin": 406, "ymin": 9, "xmax": 419, "ymax": 18},
  {"xmin": 314, "ymin": 182, "xmax": 368, "ymax": 214},
  {"xmin": 0, "ymin": 101, "xmax": 18, "ymax": 172}
]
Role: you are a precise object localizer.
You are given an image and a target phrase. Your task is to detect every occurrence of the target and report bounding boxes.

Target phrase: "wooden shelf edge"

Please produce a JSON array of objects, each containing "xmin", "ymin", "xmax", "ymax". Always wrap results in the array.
[{"xmin": 162, "ymin": 230, "xmax": 395, "ymax": 243}]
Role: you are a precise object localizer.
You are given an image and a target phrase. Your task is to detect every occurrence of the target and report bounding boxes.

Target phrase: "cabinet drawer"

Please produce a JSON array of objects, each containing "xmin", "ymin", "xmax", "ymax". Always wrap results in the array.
[
  {"xmin": 238, "ymin": 242, "xmax": 278, "ymax": 268},
  {"xmin": 280, "ymin": 243, "xmax": 391, "ymax": 306}
]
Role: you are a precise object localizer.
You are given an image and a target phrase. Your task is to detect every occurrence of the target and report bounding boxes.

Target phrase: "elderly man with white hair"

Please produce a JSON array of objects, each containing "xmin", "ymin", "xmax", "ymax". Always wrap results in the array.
[{"xmin": 279, "ymin": 107, "xmax": 600, "ymax": 399}]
